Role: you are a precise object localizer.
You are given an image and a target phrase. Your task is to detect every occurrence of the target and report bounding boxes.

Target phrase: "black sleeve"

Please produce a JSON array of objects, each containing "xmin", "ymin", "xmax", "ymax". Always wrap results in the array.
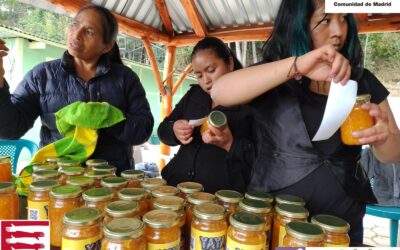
[{"xmin": 357, "ymin": 68, "xmax": 389, "ymax": 104}]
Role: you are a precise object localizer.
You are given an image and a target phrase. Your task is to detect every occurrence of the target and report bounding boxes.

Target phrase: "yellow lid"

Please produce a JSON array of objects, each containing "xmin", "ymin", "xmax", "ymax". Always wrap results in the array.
[
  {"xmin": 101, "ymin": 177, "xmax": 128, "ymax": 188},
  {"xmin": 151, "ymin": 185, "xmax": 180, "ymax": 198},
  {"xmin": 30, "ymin": 180, "xmax": 59, "ymax": 192},
  {"xmin": 187, "ymin": 192, "xmax": 216, "ymax": 205},
  {"xmin": 118, "ymin": 188, "xmax": 146, "ymax": 201},
  {"xmin": 83, "ymin": 187, "xmax": 114, "ymax": 202},
  {"xmin": 153, "ymin": 196, "xmax": 185, "ymax": 211},
  {"xmin": 239, "ymin": 198, "xmax": 272, "ymax": 214},
  {"xmin": 356, "ymin": 94, "xmax": 371, "ymax": 103},
  {"xmin": 50, "ymin": 185, "xmax": 82, "ymax": 199},
  {"xmin": 63, "ymin": 207, "xmax": 101, "ymax": 226},
  {"xmin": 104, "ymin": 218, "xmax": 144, "ymax": 240},
  {"xmin": 177, "ymin": 182, "xmax": 204, "ymax": 194},
  {"xmin": 121, "ymin": 169, "xmax": 145, "ymax": 179},
  {"xmin": 143, "ymin": 209, "xmax": 179, "ymax": 228},
  {"xmin": 311, "ymin": 214, "xmax": 350, "ymax": 233},
  {"xmin": 194, "ymin": 203, "xmax": 226, "ymax": 221},
  {"xmin": 275, "ymin": 203, "xmax": 309, "ymax": 219},
  {"xmin": 208, "ymin": 110, "xmax": 227, "ymax": 128},
  {"xmin": 286, "ymin": 221, "xmax": 324, "ymax": 242},
  {"xmin": 32, "ymin": 170, "xmax": 60, "ymax": 180},
  {"xmin": 245, "ymin": 190, "xmax": 274, "ymax": 204},
  {"xmin": 59, "ymin": 166, "xmax": 85, "ymax": 175},
  {"xmin": 141, "ymin": 178, "xmax": 167, "ymax": 190},
  {"xmin": 105, "ymin": 200, "xmax": 138, "ymax": 218},
  {"xmin": 275, "ymin": 194, "xmax": 305, "ymax": 206},
  {"xmin": 67, "ymin": 176, "xmax": 95, "ymax": 187},
  {"xmin": 57, "ymin": 158, "xmax": 81, "ymax": 167},
  {"xmin": 230, "ymin": 211, "xmax": 265, "ymax": 232},
  {"xmin": 85, "ymin": 159, "xmax": 108, "ymax": 166},
  {"xmin": 215, "ymin": 189, "xmax": 243, "ymax": 203},
  {"xmin": 84, "ymin": 170, "xmax": 114, "ymax": 179}
]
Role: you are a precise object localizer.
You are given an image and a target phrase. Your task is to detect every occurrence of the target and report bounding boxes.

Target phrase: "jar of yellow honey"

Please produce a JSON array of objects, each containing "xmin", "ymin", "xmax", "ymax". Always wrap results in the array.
[
  {"xmin": 59, "ymin": 166, "xmax": 85, "ymax": 185},
  {"xmin": 0, "ymin": 156, "xmax": 12, "ymax": 182},
  {"xmin": 215, "ymin": 189, "xmax": 243, "ymax": 222},
  {"xmin": 283, "ymin": 221, "xmax": 324, "ymax": 247},
  {"xmin": 83, "ymin": 187, "xmax": 114, "ymax": 217},
  {"xmin": 311, "ymin": 214, "xmax": 350, "ymax": 247},
  {"xmin": 341, "ymin": 94, "xmax": 374, "ymax": 145},
  {"xmin": 0, "ymin": 182, "xmax": 19, "ymax": 219},
  {"xmin": 275, "ymin": 194, "xmax": 305, "ymax": 206},
  {"xmin": 32, "ymin": 169, "xmax": 60, "ymax": 182},
  {"xmin": 85, "ymin": 158, "xmax": 108, "ymax": 172},
  {"xmin": 118, "ymin": 188, "xmax": 149, "ymax": 217},
  {"xmin": 103, "ymin": 200, "xmax": 139, "ymax": 225},
  {"xmin": 245, "ymin": 190, "xmax": 274, "ymax": 204},
  {"xmin": 121, "ymin": 169, "xmax": 145, "ymax": 188},
  {"xmin": 141, "ymin": 177, "xmax": 167, "ymax": 206},
  {"xmin": 177, "ymin": 181, "xmax": 204, "ymax": 200},
  {"xmin": 200, "ymin": 110, "xmax": 227, "ymax": 135},
  {"xmin": 28, "ymin": 180, "xmax": 59, "ymax": 220},
  {"xmin": 84, "ymin": 170, "xmax": 114, "ymax": 188},
  {"xmin": 150, "ymin": 185, "xmax": 180, "ymax": 209},
  {"xmin": 67, "ymin": 176, "xmax": 95, "ymax": 192}
]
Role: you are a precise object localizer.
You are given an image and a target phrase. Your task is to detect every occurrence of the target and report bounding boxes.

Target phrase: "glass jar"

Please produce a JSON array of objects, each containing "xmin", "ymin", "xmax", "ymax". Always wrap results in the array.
[
  {"xmin": 85, "ymin": 158, "xmax": 108, "ymax": 172},
  {"xmin": 101, "ymin": 217, "xmax": 146, "ymax": 250},
  {"xmin": 191, "ymin": 203, "xmax": 227, "ymax": 250},
  {"xmin": 32, "ymin": 169, "xmax": 60, "ymax": 182},
  {"xmin": 0, "ymin": 156, "xmax": 12, "ymax": 182},
  {"xmin": 103, "ymin": 200, "xmax": 139, "ymax": 225},
  {"xmin": 85, "ymin": 170, "xmax": 114, "ymax": 188},
  {"xmin": 311, "ymin": 214, "xmax": 350, "ymax": 246},
  {"xmin": 141, "ymin": 177, "xmax": 167, "ymax": 206},
  {"xmin": 49, "ymin": 185, "xmax": 82, "ymax": 247},
  {"xmin": 28, "ymin": 180, "xmax": 59, "ymax": 220},
  {"xmin": 227, "ymin": 211, "xmax": 266, "ymax": 249},
  {"xmin": 275, "ymin": 194, "xmax": 305, "ymax": 206},
  {"xmin": 67, "ymin": 176, "xmax": 95, "ymax": 192},
  {"xmin": 101, "ymin": 176, "xmax": 128, "ymax": 194},
  {"xmin": 143, "ymin": 209, "xmax": 180, "ymax": 249},
  {"xmin": 46, "ymin": 157, "xmax": 61, "ymax": 165},
  {"xmin": 283, "ymin": 221, "xmax": 324, "ymax": 247},
  {"xmin": 57, "ymin": 158, "xmax": 81, "ymax": 169},
  {"xmin": 93, "ymin": 164, "xmax": 116, "ymax": 174},
  {"xmin": 238, "ymin": 198, "xmax": 273, "ymax": 249},
  {"xmin": 118, "ymin": 188, "xmax": 148, "ymax": 217},
  {"xmin": 200, "ymin": 110, "xmax": 227, "ymax": 135},
  {"xmin": 271, "ymin": 203, "xmax": 309, "ymax": 250},
  {"xmin": 121, "ymin": 169, "xmax": 145, "ymax": 188},
  {"xmin": 32, "ymin": 163, "xmax": 58, "ymax": 171},
  {"xmin": 215, "ymin": 189, "xmax": 243, "ymax": 222},
  {"xmin": 245, "ymin": 190, "xmax": 274, "ymax": 204},
  {"xmin": 150, "ymin": 185, "xmax": 180, "ymax": 209},
  {"xmin": 177, "ymin": 181, "xmax": 204, "ymax": 200},
  {"xmin": 0, "ymin": 182, "xmax": 19, "ymax": 219},
  {"xmin": 153, "ymin": 196, "xmax": 186, "ymax": 250},
  {"xmin": 62, "ymin": 207, "xmax": 102, "ymax": 249},
  {"xmin": 83, "ymin": 187, "xmax": 114, "ymax": 217},
  {"xmin": 341, "ymin": 94, "xmax": 374, "ymax": 145},
  {"xmin": 59, "ymin": 166, "xmax": 85, "ymax": 185}
]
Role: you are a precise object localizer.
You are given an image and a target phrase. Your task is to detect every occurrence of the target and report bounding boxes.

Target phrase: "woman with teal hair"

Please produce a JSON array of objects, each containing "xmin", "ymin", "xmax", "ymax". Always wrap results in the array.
[{"xmin": 212, "ymin": 0, "xmax": 400, "ymax": 244}]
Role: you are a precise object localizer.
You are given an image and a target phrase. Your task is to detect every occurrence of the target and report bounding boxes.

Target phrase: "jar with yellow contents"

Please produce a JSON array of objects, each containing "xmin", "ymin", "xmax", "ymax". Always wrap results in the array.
[
  {"xmin": 57, "ymin": 158, "xmax": 81, "ymax": 170},
  {"xmin": 32, "ymin": 169, "xmax": 60, "ymax": 182},
  {"xmin": 93, "ymin": 164, "xmax": 116, "ymax": 174},
  {"xmin": 67, "ymin": 176, "xmax": 95, "ymax": 192},
  {"xmin": 200, "ymin": 110, "xmax": 227, "ymax": 135},
  {"xmin": 227, "ymin": 211, "xmax": 266, "ymax": 250},
  {"xmin": 118, "ymin": 187, "xmax": 149, "ymax": 217},
  {"xmin": 101, "ymin": 217, "xmax": 146, "ymax": 250},
  {"xmin": 191, "ymin": 203, "xmax": 227, "ymax": 250},
  {"xmin": 143, "ymin": 209, "xmax": 180, "ymax": 249},
  {"xmin": 154, "ymin": 196, "xmax": 186, "ymax": 250},
  {"xmin": 103, "ymin": 200, "xmax": 139, "ymax": 225},
  {"xmin": 28, "ymin": 180, "xmax": 59, "ymax": 220},
  {"xmin": 59, "ymin": 166, "xmax": 85, "ymax": 185},
  {"xmin": 0, "ymin": 156, "xmax": 12, "ymax": 182},
  {"xmin": 83, "ymin": 187, "xmax": 114, "ymax": 217},
  {"xmin": 283, "ymin": 221, "xmax": 324, "ymax": 247},
  {"xmin": 141, "ymin": 177, "xmax": 167, "ymax": 206},
  {"xmin": 177, "ymin": 181, "xmax": 204, "ymax": 200},
  {"xmin": 245, "ymin": 190, "xmax": 274, "ymax": 204},
  {"xmin": 62, "ymin": 207, "xmax": 102, "ymax": 250},
  {"xmin": 85, "ymin": 158, "xmax": 108, "ymax": 172},
  {"xmin": 150, "ymin": 185, "xmax": 180, "ymax": 209},
  {"xmin": 215, "ymin": 189, "xmax": 243, "ymax": 222},
  {"xmin": 311, "ymin": 214, "xmax": 350, "ymax": 247},
  {"xmin": 49, "ymin": 185, "xmax": 83, "ymax": 247},
  {"xmin": 84, "ymin": 170, "xmax": 114, "ymax": 188},
  {"xmin": 121, "ymin": 169, "xmax": 145, "ymax": 188},
  {"xmin": 271, "ymin": 203, "xmax": 309, "ymax": 250},
  {"xmin": 275, "ymin": 194, "xmax": 305, "ymax": 206},
  {"xmin": 0, "ymin": 182, "xmax": 19, "ymax": 219},
  {"xmin": 238, "ymin": 198, "xmax": 273, "ymax": 249}
]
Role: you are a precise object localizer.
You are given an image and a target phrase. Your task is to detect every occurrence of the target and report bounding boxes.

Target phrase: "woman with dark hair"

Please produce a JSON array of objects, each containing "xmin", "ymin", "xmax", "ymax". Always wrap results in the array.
[
  {"xmin": 0, "ymin": 5, "xmax": 154, "ymax": 174},
  {"xmin": 158, "ymin": 36, "xmax": 256, "ymax": 193},
  {"xmin": 212, "ymin": 0, "xmax": 400, "ymax": 244}
]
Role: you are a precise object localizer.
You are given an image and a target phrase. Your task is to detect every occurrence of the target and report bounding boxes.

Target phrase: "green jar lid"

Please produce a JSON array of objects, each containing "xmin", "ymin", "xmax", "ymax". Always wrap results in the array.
[
  {"xmin": 311, "ymin": 214, "xmax": 350, "ymax": 233},
  {"xmin": 153, "ymin": 196, "xmax": 185, "ymax": 211},
  {"xmin": 187, "ymin": 192, "xmax": 216, "ymax": 205},
  {"xmin": 208, "ymin": 110, "xmax": 227, "ymax": 128},
  {"xmin": 67, "ymin": 176, "xmax": 94, "ymax": 187},
  {"xmin": 286, "ymin": 221, "xmax": 324, "ymax": 242},
  {"xmin": 84, "ymin": 170, "xmax": 114, "ymax": 179},
  {"xmin": 275, "ymin": 194, "xmax": 305, "ymax": 206},
  {"xmin": 143, "ymin": 209, "xmax": 178, "ymax": 229},
  {"xmin": 63, "ymin": 207, "xmax": 101, "ymax": 226},
  {"xmin": 60, "ymin": 166, "xmax": 84, "ymax": 175},
  {"xmin": 83, "ymin": 187, "xmax": 113, "ymax": 202},
  {"xmin": 50, "ymin": 185, "xmax": 82, "ymax": 199},
  {"xmin": 57, "ymin": 158, "xmax": 81, "ymax": 167},
  {"xmin": 105, "ymin": 200, "xmax": 138, "ymax": 217},
  {"xmin": 0, "ymin": 156, "xmax": 11, "ymax": 163},
  {"xmin": 46, "ymin": 157, "xmax": 61, "ymax": 164},
  {"xmin": 245, "ymin": 191, "xmax": 274, "ymax": 204},
  {"xmin": 0, "ymin": 182, "xmax": 15, "ymax": 194},
  {"xmin": 121, "ymin": 169, "xmax": 145, "ymax": 179},
  {"xmin": 86, "ymin": 159, "xmax": 108, "ymax": 166},
  {"xmin": 230, "ymin": 211, "xmax": 265, "ymax": 231},
  {"xmin": 177, "ymin": 182, "xmax": 204, "ymax": 194},
  {"xmin": 118, "ymin": 188, "xmax": 146, "ymax": 201},
  {"xmin": 32, "ymin": 163, "xmax": 58, "ymax": 171},
  {"xmin": 141, "ymin": 178, "xmax": 167, "ymax": 190},
  {"xmin": 215, "ymin": 190, "xmax": 243, "ymax": 203},
  {"xmin": 30, "ymin": 180, "xmax": 59, "ymax": 192},
  {"xmin": 32, "ymin": 170, "xmax": 60, "ymax": 179},
  {"xmin": 101, "ymin": 177, "xmax": 128, "ymax": 188},
  {"xmin": 275, "ymin": 203, "xmax": 309, "ymax": 219},
  {"xmin": 239, "ymin": 198, "xmax": 272, "ymax": 214},
  {"xmin": 194, "ymin": 203, "xmax": 226, "ymax": 221},
  {"xmin": 104, "ymin": 218, "xmax": 144, "ymax": 240},
  {"xmin": 151, "ymin": 185, "xmax": 180, "ymax": 198},
  {"xmin": 356, "ymin": 94, "xmax": 371, "ymax": 103},
  {"xmin": 93, "ymin": 165, "xmax": 116, "ymax": 173}
]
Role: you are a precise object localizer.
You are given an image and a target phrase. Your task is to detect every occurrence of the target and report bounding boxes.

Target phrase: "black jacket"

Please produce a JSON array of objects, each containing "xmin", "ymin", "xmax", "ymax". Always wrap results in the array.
[
  {"xmin": 158, "ymin": 85, "xmax": 256, "ymax": 193},
  {"xmin": 0, "ymin": 52, "xmax": 154, "ymax": 173}
]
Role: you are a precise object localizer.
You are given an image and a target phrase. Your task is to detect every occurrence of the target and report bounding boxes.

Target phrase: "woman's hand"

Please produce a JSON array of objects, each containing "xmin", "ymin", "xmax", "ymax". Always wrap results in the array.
[
  {"xmin": 0, "ymin": 39, "xmax": 9, "ymax": 88},
  {"xmin": 297, "ymin": 44, "xmax": 351, "ymax": 84},
  {"xmin": 202, "ymin": 124, "xmax": 233, "ymax": 152},
  {"xmin": 173, "ymin": 120, "xmax": 195, "ymax": 144}
]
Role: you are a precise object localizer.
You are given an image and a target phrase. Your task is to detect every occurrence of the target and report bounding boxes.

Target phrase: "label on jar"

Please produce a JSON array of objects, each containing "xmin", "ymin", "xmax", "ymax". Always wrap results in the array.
[
  {"xmin": 190, "ymin": 227, "xmax": 226, "ymax": 250},
  {"xmin": 226, "ymin": 235, "xmax": 265, "ymax": 250},
  {"xmin": 62, "ymin": 234, "xmax": 102, "ymax": 250},
  {"xmin": 147, "ymin": 238, "xmax": 180, "ymax": 250},
  {"xmin": 27, "ymin": 201, "xmax": 49, "ymax": 220},
  {"xmin": 278, "ymin": 225, "xmax": 286, "ymax": 247}
]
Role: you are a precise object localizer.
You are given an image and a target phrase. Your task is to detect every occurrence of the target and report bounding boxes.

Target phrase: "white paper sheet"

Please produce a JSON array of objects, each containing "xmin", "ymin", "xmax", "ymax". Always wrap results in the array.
[
  {"xmin": 312, "ymin": 79, "xmax": 358, "ymax": 141},
  {"xmin": 188, "ymin": 117, "xmax": 207, "ymax": 126}
]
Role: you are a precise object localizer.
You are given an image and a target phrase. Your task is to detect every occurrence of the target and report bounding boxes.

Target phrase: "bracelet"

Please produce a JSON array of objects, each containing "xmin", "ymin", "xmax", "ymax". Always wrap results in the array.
[{"xmin": 287, "ymin": 56, "xmax": 302, "ymax": 80}]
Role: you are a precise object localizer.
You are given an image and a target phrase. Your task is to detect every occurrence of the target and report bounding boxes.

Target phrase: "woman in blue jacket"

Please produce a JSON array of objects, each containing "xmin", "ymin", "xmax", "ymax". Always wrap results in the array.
[{"xmin": 0, "ymin": 5, "xmax": 154, "ymax": 174}]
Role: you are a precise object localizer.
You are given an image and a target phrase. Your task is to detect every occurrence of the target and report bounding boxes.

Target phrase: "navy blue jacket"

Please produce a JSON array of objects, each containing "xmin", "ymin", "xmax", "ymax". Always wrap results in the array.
[{"xmin": 0, "ymin": 51, "xmax": 154, "ymax": 173}]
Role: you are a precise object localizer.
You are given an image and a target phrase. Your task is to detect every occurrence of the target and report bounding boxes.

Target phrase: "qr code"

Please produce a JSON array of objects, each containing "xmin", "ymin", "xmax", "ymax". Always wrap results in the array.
[{"xmin": 28, "ymin": 209, "xmax": 39, "ymax": 220}]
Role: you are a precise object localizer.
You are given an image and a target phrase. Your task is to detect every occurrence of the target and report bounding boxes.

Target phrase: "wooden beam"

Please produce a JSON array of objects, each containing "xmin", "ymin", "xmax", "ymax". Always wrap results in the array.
[
  {"xmin": 358, "ymin": 15, "xmax": 400, "ymax": 33},
  {"xmin": 142, "ymin": 39, "xmax": 165, "ymax": 95},
  {"xmin": 155, "ymin": 0, "xmax": 174, "ymax": 35},
  {"xmin": 180, "ymin": 0, "xmax": 207, "ymax": 37},
  {"xmin": 172, "ymin": 63, "xmax": 192, "ymax": 96}
]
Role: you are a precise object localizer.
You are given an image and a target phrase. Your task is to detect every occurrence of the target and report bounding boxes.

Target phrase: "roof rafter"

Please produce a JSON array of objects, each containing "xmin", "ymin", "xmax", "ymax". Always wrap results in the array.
[
  {"xmin": 180, "ymin": 0, "xmax": 207, "ymax": 37},
  {"xmin": 155, "ymin": 0, "xmax": 174, "ymax": 35}
]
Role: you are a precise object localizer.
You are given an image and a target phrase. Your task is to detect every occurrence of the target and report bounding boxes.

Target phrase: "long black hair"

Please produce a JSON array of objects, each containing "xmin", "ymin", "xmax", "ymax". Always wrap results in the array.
[
  {"xmin": 191, "ymin": 37, "xmax": 243, "ymax": 70},
  {"xmin": 262, "ymin": 0, "xmax": 363, "ymax": 68},
  {"xmin": 77, "ymin": 5, "xmax": 123, "ymax": 64}
]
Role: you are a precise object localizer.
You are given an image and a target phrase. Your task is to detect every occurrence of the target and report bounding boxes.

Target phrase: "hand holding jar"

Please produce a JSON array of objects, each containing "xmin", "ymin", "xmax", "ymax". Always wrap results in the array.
[
  {"xmin": 201, "ymin": 110, "xmax": 233, "ymax": 151},
  {"xmin": 173, "ymin": 119, "xmax": 195, "ymax": 145}
]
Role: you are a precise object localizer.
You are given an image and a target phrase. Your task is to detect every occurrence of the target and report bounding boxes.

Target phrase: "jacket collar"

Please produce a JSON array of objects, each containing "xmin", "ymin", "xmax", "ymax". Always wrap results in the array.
[{"xmin": 61, "ymin": 51, "xmax": 111, "ymax": 77}]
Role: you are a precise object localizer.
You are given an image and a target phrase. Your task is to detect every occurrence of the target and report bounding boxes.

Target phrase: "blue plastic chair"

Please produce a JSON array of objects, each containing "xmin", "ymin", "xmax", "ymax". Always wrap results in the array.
[
  {"xmin": 0, "ymin": 139, "xmax": 39, "ymax": 174},
  {"xmin": 366, "ymin": 205, "xmax": 400, "ymax": 247}
]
